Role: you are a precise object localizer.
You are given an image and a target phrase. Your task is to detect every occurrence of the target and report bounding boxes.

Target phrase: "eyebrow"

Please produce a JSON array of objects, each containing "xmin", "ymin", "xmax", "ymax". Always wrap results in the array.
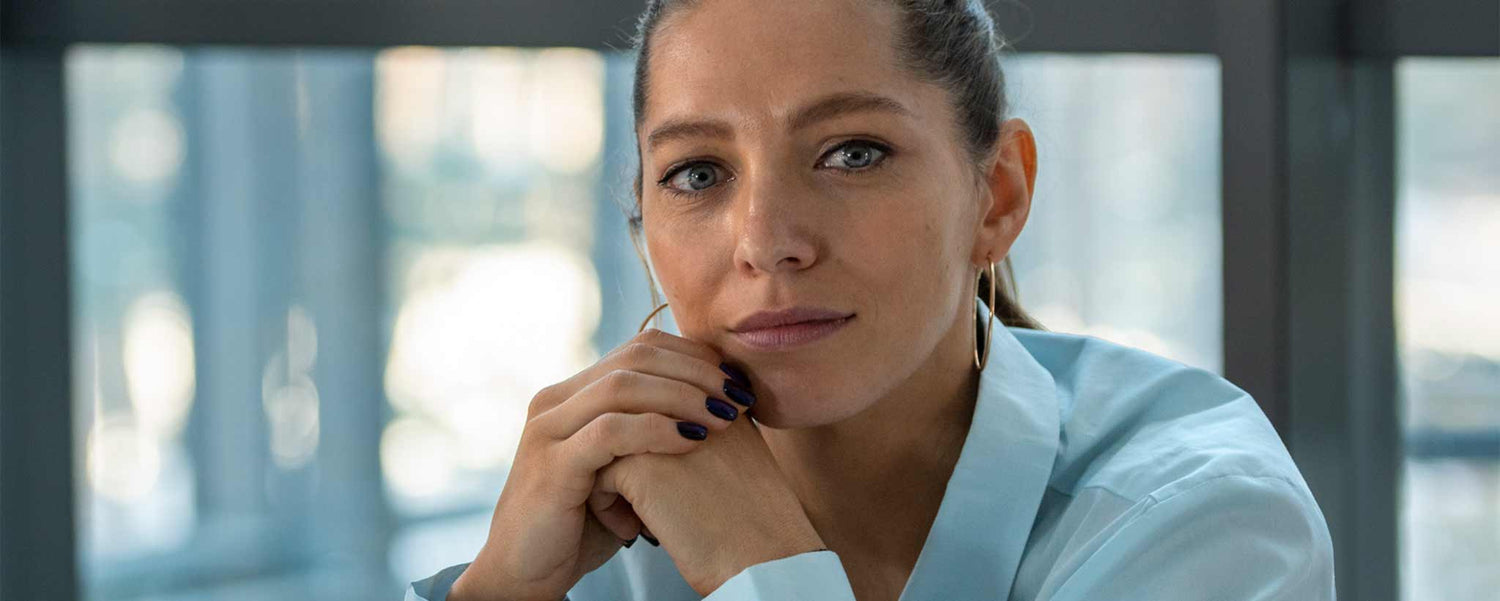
[{"xmin": 645, "ymin": 91, "xmax": 914, "ymax": 150}]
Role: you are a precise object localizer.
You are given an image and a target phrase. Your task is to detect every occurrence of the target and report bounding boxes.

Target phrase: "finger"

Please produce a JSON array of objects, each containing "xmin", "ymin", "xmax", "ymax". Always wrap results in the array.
[
  {"xmin": 529, "ymin": 332, "xmax": 732, "ymax": 421},
  {"xmin": 535, "ymin": 369, "xmax": 735, "ymax": 440},
  {"xmin": 626, "ymin": 328, "xmax": 724, "ymax": 367},
  {"xmin": 591, "ymin": 460, "xmax": 654, "ymax": 548},
  {"xmin": 588, "ymin": 492, "xmax": 642, "ymax": 543},
  {"xmin": 607, "ymin": 340, "xmax": 737, "ymax": 405},
  {"xmin": 557, "ymin": 412, "xmax": 704, "ymax": 477},
  {"xmin": 579, "ymin": 510, "xmax": 627, "ymax": 568}
]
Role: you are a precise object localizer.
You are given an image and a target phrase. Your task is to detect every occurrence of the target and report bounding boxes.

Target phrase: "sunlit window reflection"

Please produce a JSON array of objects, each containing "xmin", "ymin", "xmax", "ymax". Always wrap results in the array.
[
  {"xmin": 70, "ymin": 45, "xmax": 203, "ymax": 567},
  {"xmin": 376, "ymin": 48, "xmax": 606, "ymax": 516},
  {"xmin": 382, "ymin": 243, "xmax": 601, "ymax": 506},
  {"xmin": 122, "ymin": 292, "xmax": 196, "ymax": 439},
  {"xmin": 1396, "ymin": 57, "xmax": 1500, "ymax": 601},
  {"xmin": 1006, "ymin": 54, "xmax": 1222, "ymax": 372},
  {"xmin": 263, "ymin": 305, "xmax": 322, "ymax": 469}
]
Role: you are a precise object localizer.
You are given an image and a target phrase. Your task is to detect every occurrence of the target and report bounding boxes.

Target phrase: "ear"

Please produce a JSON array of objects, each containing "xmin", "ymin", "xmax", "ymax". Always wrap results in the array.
[{"xmin": 972, "ymin": 118, "xmax": 1037, "ymax": 266}]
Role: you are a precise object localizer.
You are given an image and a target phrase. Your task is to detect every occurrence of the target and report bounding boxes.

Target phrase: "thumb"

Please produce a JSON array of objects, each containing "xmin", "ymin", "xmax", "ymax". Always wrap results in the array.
[{"xmin": 589, "ymin": 491, "xmax": 642, "ymax": 543}]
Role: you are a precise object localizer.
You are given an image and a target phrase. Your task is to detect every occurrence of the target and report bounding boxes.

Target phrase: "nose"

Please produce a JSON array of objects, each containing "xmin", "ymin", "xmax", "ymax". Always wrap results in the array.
[{"xmin": 731, "ymin": 175, "xmax": 819, "ymax": 276}]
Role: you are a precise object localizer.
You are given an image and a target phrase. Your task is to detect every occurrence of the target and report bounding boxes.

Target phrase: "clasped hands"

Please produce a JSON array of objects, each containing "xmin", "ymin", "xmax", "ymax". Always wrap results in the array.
[
  {"xmin": 449, "ymin": 329, "xmax": 825, "ymax": 601},
  {"xmin": 592, "ymin": 407, "xmax": 826, "ymax": 594}
]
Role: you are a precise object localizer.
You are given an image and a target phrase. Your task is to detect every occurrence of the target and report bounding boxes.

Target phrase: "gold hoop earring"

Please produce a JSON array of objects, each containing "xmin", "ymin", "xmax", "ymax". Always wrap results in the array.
[
  {"xmin": 974, "ymin": 259, "xmax": 998, "ymax": 371},
  {"xmin": 638, "ymin": 302, "xmax": 671, "ymax": 334}
]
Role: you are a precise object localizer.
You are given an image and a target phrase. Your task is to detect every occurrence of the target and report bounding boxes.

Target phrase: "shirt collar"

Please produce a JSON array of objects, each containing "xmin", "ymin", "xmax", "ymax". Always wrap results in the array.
[{"xmin": 898, "ymin": 298, "xmax": 1061, "ymax": 600}]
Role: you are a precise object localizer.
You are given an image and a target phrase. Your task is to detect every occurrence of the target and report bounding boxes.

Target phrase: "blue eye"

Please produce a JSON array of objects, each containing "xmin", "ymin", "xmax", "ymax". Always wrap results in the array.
[
  {"xmin": 662, "ymin": 163, "xmax": 728, "ymax": 194},
  {"xmin": 820, "ymin": 141, "xmax": 888, "ymax": 170}
]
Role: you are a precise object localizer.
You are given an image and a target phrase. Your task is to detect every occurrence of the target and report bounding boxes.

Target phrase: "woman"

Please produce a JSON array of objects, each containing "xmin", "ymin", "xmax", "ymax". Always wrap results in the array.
[{"xmin": 408, "ymin": 0, "xmax": 1336, "ymax": 599}]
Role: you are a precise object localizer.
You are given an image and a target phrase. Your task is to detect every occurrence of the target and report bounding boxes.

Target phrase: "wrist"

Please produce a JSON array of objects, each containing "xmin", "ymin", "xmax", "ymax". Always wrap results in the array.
[
  {"xmin": 446, "ymin": 568, "xmax": 486, "ymax": 601},
  {"xmin": 711, "ymin": 523, "xmax": 827, "ymax": 591},
  {"xmin": 447, "ymin": 553, "xmax": 557, "ymax": 601}
]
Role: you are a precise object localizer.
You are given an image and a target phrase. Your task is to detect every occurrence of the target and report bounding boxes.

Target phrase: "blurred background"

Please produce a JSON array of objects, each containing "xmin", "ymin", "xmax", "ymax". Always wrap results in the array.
[{"xmin": 2, "ymin": 1, "xmax": 1496, "ymax": 600}]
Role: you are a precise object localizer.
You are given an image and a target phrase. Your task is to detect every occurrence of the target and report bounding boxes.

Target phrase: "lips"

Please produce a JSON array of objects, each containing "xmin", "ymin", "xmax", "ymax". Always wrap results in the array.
[
  {"xmin": 732, "ymin": 306, "xmax": 854, "ymax": 332},
  {"xmin": 731, "ymin": 306, "xmax": 855, "ymax": 351}
]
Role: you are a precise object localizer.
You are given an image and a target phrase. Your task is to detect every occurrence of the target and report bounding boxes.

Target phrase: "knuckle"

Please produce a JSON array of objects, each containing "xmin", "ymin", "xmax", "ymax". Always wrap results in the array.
[
  {"xmin": 598, "ymin": 413, "xmax": 628, "ymax": 440},
  {"xmin": 517, "ymin": 422, "xmax": 541, "ymax": 447},
  {"xmin": 527, "ymin": 385, "xmax": 558, "ymax": 419},
  {"xmin": 600, "ymin": 368, "xmax": 636, "ymax": 395},
  {"xmin": 621, "ymin": 342, "xmax": 658, "ymax": 365},
  {"xmin": 581, "ymin": 413, "xmax": 619, "ymax": 450},
  {"xmin": 635, "ymin": 328, "xmax": 668, "ymax": 344}
]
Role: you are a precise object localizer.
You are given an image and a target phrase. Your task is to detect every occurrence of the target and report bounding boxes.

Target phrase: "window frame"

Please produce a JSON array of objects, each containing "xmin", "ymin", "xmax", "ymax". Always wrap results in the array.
[{"xmin": 3, "ymin": 1, "xmax": 1496, "ymax": 599}]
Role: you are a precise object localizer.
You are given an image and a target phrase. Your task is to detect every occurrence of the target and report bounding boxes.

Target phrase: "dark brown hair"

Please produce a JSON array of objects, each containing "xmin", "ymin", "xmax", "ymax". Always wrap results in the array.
[{"xmin": 626, "ymin": 0, "xmax": 1040, "ymax": 329}]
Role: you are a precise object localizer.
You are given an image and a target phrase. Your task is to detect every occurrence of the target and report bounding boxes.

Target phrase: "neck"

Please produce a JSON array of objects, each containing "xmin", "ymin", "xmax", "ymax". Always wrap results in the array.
[{"xmin": 759, "ymin": 303, "xmax": 981, "ymax": 571}]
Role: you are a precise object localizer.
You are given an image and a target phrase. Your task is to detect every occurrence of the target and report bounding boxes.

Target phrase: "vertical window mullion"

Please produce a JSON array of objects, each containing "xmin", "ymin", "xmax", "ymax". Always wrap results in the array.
[{"xmin": 0, "ymin": 46, "xmax": 80, "ymax": 601}]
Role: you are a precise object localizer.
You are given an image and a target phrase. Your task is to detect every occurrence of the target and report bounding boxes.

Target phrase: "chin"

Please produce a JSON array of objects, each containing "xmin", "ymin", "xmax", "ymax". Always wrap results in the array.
[{"xmin": 742, "ymin": 375, "xmax": 868, "ymax": 430}]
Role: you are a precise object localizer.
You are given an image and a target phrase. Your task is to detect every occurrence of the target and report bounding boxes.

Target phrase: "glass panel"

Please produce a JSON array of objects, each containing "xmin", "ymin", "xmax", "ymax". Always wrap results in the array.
[
  {"xmin": 68, "ymin": 45, "xmax": 200, "ymax": 575},
  {"xmin": 69, "ymin": 47, "xmax": 1224, "ymax": 597},
  {"xmin": 68, "ymin": 45, "xmax": 399, "ymax": 599},
  {"xmin": 374, "ymin": 47, "xmax": 649, "ymax": 585},
  {"xmin": 1396, "ymin": 56, "xmax": 1500, "ymax": 601},
  {"xmin": 1006, "ymin": 54, "xmax": 1223, "ymax": 372},
  {"xmin": 377, "ymin": 47, "xmax": 605, "ymax": 516}
]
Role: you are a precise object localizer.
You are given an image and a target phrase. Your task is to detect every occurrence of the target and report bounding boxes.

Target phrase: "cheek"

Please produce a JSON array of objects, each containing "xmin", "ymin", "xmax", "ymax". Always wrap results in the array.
[
  {"xmin": 848, "ymin": 188, "xmax": 960, "ymax": 296},
  {"xmin": 644, "ymin": 218, "xmax": 729, "ymax": 327}
]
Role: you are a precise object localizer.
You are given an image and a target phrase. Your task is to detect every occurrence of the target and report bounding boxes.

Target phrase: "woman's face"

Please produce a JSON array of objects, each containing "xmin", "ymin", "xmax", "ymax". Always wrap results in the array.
[{"xmin": 638, "ymin": 0, "xmax": 1032, "ymax": 428}]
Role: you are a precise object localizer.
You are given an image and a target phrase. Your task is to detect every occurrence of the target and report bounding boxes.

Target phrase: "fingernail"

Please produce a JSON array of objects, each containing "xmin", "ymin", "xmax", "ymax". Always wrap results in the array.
[
  {"xmin": 622, "ymin": 536, "xmax": 637, "ymax": 548},
  {"xmin": 720, "ymin": 362, "xmax": 751, "ymax": 388},
  {"xmin": 706, "ymin": 397, "xmax": 738, "ymax": 421},
  {"xmin": 677, "ymin": 421, "xmax": 708, "ymax": 440},
  {"xmin": 723, "ymin": 379, "xmax": 756, "ymax": 408},
  {"xmin": 641, "ymin": 532, "xmax": 660, "ymax": 547}
]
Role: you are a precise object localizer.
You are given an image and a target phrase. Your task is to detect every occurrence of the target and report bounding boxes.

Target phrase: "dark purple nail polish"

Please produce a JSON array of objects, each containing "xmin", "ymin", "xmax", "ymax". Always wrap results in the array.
[
  {"xmin": 706, "ymin": 397, "xmax": 738, "ymax": 421},
  {"xmin": 677, "ymin": 421, "xmax": 708, "ymax": 440},
  {"xmin": 723, "ymin": 379, "xmax": 756, "ymax": 408},
  {"xmin": 720, "ymin": 362, "xmax": 751, "ymax": 388},
  {"xmin": 622, "ymin": 536, "xmax": 637, "ymax": 548},
  {"xmin": 641, "ymin": 532, "xmax": 660, "ymax": 546}
]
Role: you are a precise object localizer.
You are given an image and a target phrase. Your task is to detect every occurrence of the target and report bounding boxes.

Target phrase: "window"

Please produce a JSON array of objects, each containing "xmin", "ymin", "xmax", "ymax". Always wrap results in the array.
[
  {"xmin": 374, "ymin": 47, "xmax": 647, "ymax": 585},
  {"xmin": 69, "ymin": 45, "xmax": 400, "ymax": 598},
  {"xmin": 67, "ymin": 45, "xmax": 649, "ymax": 598},
  {"xmin": 1395, "ymin": 56, "xmax": 1500, "ymax": 601},
  {"xmin": 1006, "ymin": 54, "xmax": 1222, "ymax": 372}
]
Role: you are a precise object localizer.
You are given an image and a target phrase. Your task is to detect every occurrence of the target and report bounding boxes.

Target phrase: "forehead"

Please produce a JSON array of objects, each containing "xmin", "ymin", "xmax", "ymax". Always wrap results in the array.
[{"xmin": 643, "ymin": 0, "xmax": 930, "ymax": 129}]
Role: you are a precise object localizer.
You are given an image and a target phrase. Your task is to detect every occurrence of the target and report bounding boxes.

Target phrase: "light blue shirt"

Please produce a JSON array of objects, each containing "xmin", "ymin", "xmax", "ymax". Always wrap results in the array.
[{"xmin": 407, "ymin": 307, "xmax": 1337, "ymax": 600}]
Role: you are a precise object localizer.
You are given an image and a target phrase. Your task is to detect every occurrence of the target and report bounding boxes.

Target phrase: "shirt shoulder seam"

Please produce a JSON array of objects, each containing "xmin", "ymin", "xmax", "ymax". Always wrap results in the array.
[
  {"xmin": 1050, "ymin": 471, "xmax": 1307, "ymax": 510},
  {"xmin": 1145, "ymin": 472, "xmax": 1304, "ymax": 506}
]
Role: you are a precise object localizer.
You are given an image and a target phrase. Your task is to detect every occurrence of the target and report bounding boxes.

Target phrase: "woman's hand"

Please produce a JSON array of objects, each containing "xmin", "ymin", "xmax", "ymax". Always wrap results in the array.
[
  {"xmin": 593, "ymin": 408, "xmax": 827, "ymax": 595},
  {"xmin": 448, "ymin": 329, "xmax": 751, "ymax": 601}
]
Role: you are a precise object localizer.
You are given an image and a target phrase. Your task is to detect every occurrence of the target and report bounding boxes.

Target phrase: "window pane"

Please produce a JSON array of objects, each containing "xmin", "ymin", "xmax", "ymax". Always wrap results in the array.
[
  {"xmin": 1006, "ymin": 54, "xmax": 1223, "ymax": 372},
  {"xmin": 378, "ymin": 47, "xmax": 604, "ymax": 515},
  {"xmin": 68, "ymin": 45, "xmax": 402, "ymax": 599},
  {"xmin": 68, "ymin": 44, "xmax": 199, "ymax": 568},
  {"xmin": 374, "ymin": 47, "xmax": 649, "ymax": 584},
  {"xmin": 68, "ymin": 44, "xmax": 651, "ymax": 599},
  {"xmin": 1396, "ymin": 56, "xmax": 1500, "ymax": 601}
]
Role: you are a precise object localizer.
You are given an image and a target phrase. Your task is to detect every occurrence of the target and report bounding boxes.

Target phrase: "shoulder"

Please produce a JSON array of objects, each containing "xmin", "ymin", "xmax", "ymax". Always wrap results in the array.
[
  {"xmin": 1008, "ymin": 328, "xmax": 1335, "ymax": 600},
  {"xmin": 1026, "ymin": 473, "xmax": 1336, "ymax": 600},
  {"xmin": 1010, "ymin": 327, "xmax": 1310, "ymax": 505}
]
